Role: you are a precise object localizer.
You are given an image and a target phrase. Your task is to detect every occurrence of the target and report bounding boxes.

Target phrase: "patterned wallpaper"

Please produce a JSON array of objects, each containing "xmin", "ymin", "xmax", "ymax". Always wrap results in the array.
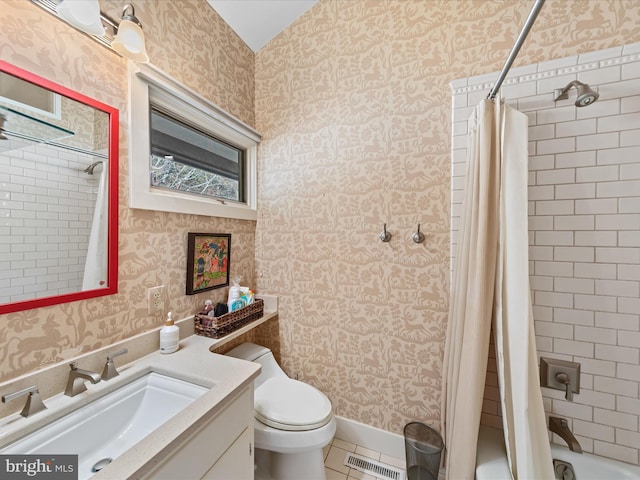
[
  {"xmin": 0, "ymin": 0, "xmax": 638, "ymax": 439},
  {"xmin": 254, "ymin": 0, "xmax": 640, "ymax": 434},
  {"xmin": 0, "ymin": 0, "xmax": 255, "ymax": 382}
]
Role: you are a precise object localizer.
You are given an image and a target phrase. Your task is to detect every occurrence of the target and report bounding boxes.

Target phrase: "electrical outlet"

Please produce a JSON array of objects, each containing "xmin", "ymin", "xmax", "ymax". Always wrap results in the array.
[{"xmin": 148, "ymin": 285, "xmax": 165, "ymax": 314}]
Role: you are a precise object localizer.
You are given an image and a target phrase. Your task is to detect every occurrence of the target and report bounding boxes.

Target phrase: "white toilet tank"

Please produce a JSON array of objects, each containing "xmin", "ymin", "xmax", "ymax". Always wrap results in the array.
[{"xmin": 226, "ymin": 343, "xmax": 287, "ymax": 388}]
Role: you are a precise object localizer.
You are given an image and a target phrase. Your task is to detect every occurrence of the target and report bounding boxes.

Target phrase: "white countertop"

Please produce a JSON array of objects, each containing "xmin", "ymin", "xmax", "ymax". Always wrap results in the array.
[{"xmin": 0, "ymin": 334, "xmax": 261, "ymax": 479}]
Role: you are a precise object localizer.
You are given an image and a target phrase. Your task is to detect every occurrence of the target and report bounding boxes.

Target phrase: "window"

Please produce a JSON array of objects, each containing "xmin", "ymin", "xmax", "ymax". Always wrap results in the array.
[{"xmin": 129, "ymin": 64, "xmax": 260, "ymax": 220}]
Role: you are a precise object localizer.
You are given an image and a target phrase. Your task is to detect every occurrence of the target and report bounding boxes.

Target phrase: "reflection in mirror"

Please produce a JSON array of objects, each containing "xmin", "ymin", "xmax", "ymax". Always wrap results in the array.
[{"xmin": 0, "ymin": 61, "xmax": 118, "ymax": 314}]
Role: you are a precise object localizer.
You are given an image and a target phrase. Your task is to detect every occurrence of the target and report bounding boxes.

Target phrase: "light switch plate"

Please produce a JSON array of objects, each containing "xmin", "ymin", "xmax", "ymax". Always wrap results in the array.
[{"xmin": 540, "ymin": 357, "xmax": 580, "ymax": 396}]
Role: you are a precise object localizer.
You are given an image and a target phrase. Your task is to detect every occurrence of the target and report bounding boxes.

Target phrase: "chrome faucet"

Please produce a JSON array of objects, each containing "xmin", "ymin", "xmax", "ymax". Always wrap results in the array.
[
  {"xmin": 64, "ymin": 362, "xmax": 101, "ymax": 397},
  {"xmin": 549, "ymin": 416, "xmax": 582, "ymax": 454}
]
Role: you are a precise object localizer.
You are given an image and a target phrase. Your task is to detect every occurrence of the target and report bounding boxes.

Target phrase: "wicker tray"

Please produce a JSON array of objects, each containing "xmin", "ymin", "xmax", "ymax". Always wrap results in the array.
[{"xmin": 194, "ymin": 298, "xmax": 264, "ymax": 339}]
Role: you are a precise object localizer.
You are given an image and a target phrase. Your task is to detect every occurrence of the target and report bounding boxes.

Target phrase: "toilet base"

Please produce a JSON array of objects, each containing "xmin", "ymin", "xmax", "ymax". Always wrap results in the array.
[{"xmin": 255, "ymin": 447, "xmax": 326, "ymax": 480}]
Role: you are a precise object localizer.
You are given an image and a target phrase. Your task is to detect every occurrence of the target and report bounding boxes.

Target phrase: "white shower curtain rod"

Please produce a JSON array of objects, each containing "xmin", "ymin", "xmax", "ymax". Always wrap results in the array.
[{"xmin": 487, "ymin": 0, "xmax": 546, "ymax": 100}]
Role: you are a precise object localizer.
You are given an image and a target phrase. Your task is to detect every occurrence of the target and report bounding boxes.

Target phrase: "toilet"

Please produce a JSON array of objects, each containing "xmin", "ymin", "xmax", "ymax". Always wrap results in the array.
[{"xmin": 226, "ymin": 343, "xmax": 336, "ymax": 480}]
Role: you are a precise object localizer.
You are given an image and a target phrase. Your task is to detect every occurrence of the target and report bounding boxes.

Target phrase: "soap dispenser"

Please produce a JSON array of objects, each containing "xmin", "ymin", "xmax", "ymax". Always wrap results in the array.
[{"xmin": 160, "ymin": 312, "xmax": 179, "ymax": 354}]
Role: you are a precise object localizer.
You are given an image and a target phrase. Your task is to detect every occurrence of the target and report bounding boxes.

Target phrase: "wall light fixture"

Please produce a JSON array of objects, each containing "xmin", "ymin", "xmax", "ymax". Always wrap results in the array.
[{"xmin": 31, "ymin": 0, "xmax": 150, "ymax": 64}]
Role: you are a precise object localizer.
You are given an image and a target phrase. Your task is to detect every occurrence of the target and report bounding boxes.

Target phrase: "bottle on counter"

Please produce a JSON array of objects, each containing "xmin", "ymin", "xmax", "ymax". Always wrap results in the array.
[{"xmin": 160, "ymin": 312, "xmax": 179, "ymax": 354}]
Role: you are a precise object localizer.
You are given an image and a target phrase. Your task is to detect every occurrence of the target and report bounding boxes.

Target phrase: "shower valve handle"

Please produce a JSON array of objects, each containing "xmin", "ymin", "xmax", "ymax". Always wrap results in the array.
[{"xmin": 555, "ymin": 373, "xmax": 572, "ymax": 402}]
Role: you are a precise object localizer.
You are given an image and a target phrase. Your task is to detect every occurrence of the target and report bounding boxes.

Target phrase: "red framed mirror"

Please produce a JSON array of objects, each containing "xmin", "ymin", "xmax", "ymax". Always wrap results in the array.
[{"xmin": 0, "ymin": 60, "xmax": 118, "ymax": 314}]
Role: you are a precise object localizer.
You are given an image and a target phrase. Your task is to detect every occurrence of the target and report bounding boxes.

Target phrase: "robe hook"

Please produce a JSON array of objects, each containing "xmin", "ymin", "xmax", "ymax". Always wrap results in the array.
[
  {"xmin": 379, "ymin": 223, "xmax": 392, "ymax": 242},
  {"xmin": 412, "ymin": 224, "xmax": 425, "ymax": 244}
]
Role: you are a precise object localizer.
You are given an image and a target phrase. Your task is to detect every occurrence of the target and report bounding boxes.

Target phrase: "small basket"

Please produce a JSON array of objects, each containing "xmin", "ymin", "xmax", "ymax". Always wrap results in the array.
[{"xmin": 194, "ymin": 298, "xmax": 264, "ymax": 339}]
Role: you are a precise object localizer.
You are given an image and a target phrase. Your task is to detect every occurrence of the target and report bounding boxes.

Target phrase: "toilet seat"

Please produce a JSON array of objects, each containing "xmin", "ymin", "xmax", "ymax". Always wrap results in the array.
[{"xmin": 254, "ymin": 377, "xmax": 333, "ymax": 431}]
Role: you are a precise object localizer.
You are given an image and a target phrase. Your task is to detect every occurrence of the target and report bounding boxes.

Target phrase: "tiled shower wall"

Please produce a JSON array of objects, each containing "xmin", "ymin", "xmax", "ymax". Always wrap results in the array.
[
  {"xmin": 451, "ymin": 42, "xmax": 640, "ymax": 465},
  {"xmin": 0, "ymin": 140, "xmax": 99, "ymax": 303}
]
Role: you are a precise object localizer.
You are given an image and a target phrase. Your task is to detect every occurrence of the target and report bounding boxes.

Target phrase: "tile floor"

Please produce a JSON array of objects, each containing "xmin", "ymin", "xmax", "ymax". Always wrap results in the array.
[{"xmin": 323, "ymin": 437, "xmax": 406, "ymax": 480}]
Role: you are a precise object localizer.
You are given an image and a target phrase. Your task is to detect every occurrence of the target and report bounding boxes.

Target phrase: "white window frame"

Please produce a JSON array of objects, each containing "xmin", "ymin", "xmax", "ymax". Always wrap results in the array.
[{"xmin": 128, "ymin": 63, "xmax": 260, "ymax": 221}]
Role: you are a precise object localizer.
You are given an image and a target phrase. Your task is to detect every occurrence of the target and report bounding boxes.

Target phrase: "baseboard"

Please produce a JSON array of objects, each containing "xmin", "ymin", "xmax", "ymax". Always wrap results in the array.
[{"xmin": 334, "ymin": 416, "xmax": 405, "ymax": 460}]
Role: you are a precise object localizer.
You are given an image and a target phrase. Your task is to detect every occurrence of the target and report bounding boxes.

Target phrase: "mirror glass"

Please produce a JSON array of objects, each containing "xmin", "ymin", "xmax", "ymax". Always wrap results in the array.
[{"xmin": 0, "ymin": 60, "xmax": 118, "ymax": 314}]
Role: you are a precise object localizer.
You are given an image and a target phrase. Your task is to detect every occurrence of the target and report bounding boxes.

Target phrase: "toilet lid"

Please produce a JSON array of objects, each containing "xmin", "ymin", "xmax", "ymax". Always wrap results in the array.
[{"xmin": 254, "ymin": 377, "xmax": 333, "ymax": 431}]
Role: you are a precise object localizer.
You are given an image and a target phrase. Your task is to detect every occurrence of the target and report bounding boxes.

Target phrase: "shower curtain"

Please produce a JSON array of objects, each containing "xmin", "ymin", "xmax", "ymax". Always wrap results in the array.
[
  {"xmin": 441, "ymin": 97, "xmax": 554, "ymax": 480},
  {"xmin": 82, "ymin": 160, "xmax": 108, "ymax": 291}
]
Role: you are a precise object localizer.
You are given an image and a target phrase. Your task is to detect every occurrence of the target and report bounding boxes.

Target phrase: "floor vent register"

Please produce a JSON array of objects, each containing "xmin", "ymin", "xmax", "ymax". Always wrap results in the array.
[{"xmin": 344, "ymin": 452, "xmax": 405, "ymax": 480}]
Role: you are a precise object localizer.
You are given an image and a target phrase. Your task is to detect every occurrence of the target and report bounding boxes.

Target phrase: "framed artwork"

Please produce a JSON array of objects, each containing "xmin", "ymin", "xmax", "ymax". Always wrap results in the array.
[{"xmin": 186, "ymin": 233, "xmax": 231, "ymax": 295}]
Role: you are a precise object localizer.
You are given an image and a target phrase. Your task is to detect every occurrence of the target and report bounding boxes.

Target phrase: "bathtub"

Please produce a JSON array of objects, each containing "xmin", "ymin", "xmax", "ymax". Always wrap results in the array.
[{"xmin": 475, "ymin": 425, "xmax": 640, "ymax": 479}]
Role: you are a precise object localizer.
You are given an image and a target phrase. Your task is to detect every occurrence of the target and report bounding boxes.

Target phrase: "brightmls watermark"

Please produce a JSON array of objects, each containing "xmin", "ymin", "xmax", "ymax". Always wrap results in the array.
[{"xmin": 0, "ymin": 455, "xmax": 77, "ymax": 479}]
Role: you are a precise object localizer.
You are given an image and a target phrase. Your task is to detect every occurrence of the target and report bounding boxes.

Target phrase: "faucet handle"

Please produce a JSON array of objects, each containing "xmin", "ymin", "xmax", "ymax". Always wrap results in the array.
[
  {"xmin": 2, "ymin": 385, "xmax": 47, "ymax": 418},
  {"xmin": 555, "ymin": 373, "xmax": 573, "ymax": 401},
  {"xmin": 102, "ymin": 348, "xmax": 128, "ymax": 381}
]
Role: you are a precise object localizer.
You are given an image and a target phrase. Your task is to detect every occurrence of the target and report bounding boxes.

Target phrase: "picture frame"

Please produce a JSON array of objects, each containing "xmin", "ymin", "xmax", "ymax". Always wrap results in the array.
[{"xmin": 186, "ymin": 233, "xmax": 231, "ymax": 295}]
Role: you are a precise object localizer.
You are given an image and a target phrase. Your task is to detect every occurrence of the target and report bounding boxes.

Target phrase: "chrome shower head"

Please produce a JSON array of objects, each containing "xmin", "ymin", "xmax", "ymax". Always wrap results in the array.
[{"xmin": 554, "ymin": 80, "xmax": 599, "ymax": 107}]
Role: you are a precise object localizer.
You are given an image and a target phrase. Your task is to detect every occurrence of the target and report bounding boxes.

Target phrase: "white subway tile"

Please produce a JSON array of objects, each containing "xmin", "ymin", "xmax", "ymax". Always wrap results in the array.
[
  {"xmin": 618, "ymin": 363, "xmax": 640, "ymax": 382},
  {"xmin": 530, "ymin": 215, "xmax": 554, "ymax": 230},
  {"xmin": 621, "ymin": 96, "xmax": 640, "ymax": 114},
  {"xmin": 529, "ymin": 246, "xmax": 553, "ymax": 261},
  {"xmin": 575, "ymin": 389, "xmax": 616, "ymax": 410},
  {"xmin": 554, "ymin": 338, "xmax": 593, "ymax": 357},
  {"xmin": 529, "ymin": 155, "xmax": 555, "ymax": 171},
  {"xmin": 536, "ymin": 261, "xmax": 574, "ymax": 278},
  {"xmin": 536, "ymin": 231, "xmax": 574, "ymax": 246},
  {"xmin": 533, "ymin": 305, "xmax": 553, "ymax": 321},
  {"xmin": 528, "ymin": 185, "xmax": 554, "ymax": 201},
  {"xmin": 618, "ymin": 297, "xmax": 640, "ymax": 315},
  {"xmin": 596, "ymin": 344, "xmax": 639, "ymax": 364},
  {"xmin": 574, "ymin": 356, "xmax": 616, "ymax": 377},
  {"xmin": 529, "ymin": 124, "xmax": 555, "ymax": 141},
  {"xmin": 579, "ymin": 46, "xmax": 623, "ymax": 63},
  {"xmin": 574, "ymin": 294, "xmax": 618, "ymax": 312},
  {"xmin": 577, "ymin": 99, "xmax": 621, "ymax": 120},
  {"xmin": 573, "ymin": 418, "xmax": 615, "ymax": 442},
  {"xmin": 555, "ymin": 183, "xmax": 596, "ymax": 200},
  {"xmin": 599, "ymin": 112, "xmax": 640, "ymax": 133},
  {"xmin": 596, "ymin": 279, "xmax": 640, "ymax": 298},
  {"xmin": 595, "ymin": 247, "xmax": 640, "ymax": 264},
  {"xmin": 616, "ymin": 430, "xmax": 640, "ymax": 451},
  {"xmin": 595, "ymin": 311, "xmax": 639, "ymax": 331},
  {"xmin": 554, "ymin": 215, "xmax": 594, "ymax": 231},
  {"xmin": 618, "ymin": 264, "xmax": 640, "ymax": 281},
  {"xmin": 618, "ymin": 330, "xmax": 640, "ymax": 349},
  {"xmin": 556, "ymin": 118, "xmax": 597, "ymax": 138},
  {"xmin": 599, "ymin": 180, "xmax": 640, "ymax": 199},
  {"xmin": 620, "ymin": 163, "xmax": 640, "ymax": 180},
  {"xmin": 537, "ymin": 138, "xmax": 576, "ymax": 155},
  {"xmin": 622, "ymin": 60, "xmax": 640, "ymax": 80},
  {"xmin": 621, "ymin": 129, "xmax": 640, "ymax": 147},
  {"xmin": 619, "ymin": 197, "xmax": 640, "ymax": 213},
  {"xmin": 537, "ymin": 168, "xmax": 576, "ymax": 185},
  {"xmin": 551, "ymin": 399, "xmax": 593, "ymax": 421},
  {"xmin": 594, "ymin": 408, "xmax": 638, "ymax": 431},
  {"xmin": 574, "ymin": 325, "xmax": 617, "ymax": 345},
  {"xmin": 539, "ymin": 56, "xmax": 578, "ymax": 72},
  {"xmin": 576, "ymin": 165, "xmax": 619, "ymax": 183},
  {"xmin": 530, "ymin": 275, "xmax": 554, "ymax": 291},
  {"xmin": 575, "ymin": 198, "xmax": 618, "ymax": 215},
  {"xmin": 576, "ymin": 132, "xmax": 620, "ymax": 152},
  {"xmin": 580, "ymin": 66, "xmax": 621, "ymax": 85},
  {"xmin": 536, "ymin": 291, "xmax": 574, "ymax": 308},
  {"xmin": 536, "ymin": 335, "xmax": 553, "ymax": 353},
  {"xmin": 553, "ymin": 308, "xmax": 594, "ymax": 325},
  {"xmin": 501, "ymin": 80, "xmax": 538, "ymax": 100},
  {"xmin": 596, "ymin": 214, "xmax": 640, "ymax": 231},
  {"xmin": 536, "ymin": 200, "xmax": 575, "ymax": 216},
  {"xmin": 553, "ymin": 247, "xmax": 594, "ymax": 263},
  {"xmin": 535, "ymin": 320, "xmax": 573, "ymax": 339},
  {"xmin": 620, "ymin": 231, "xmax": 640, "ymax": 247},
  {"xmin": 622, "ymin": 42, "xmax": 640, "ymax": 55},
  {"xmin": 617, "ymin": 397, "xmax": 640, "ymax": 416},
  {"xmin": 593, "ymin": 441, "xmax": 638, "ymax": 465},
  {"xmin": 556, "ymin": 151, "xmax": 597, "ymax": 168},
  {"xmin": 598, "ymin": 146, "xmax": 640, "ymax": 166},
  {"xmin": 575, "ymin": 231, "xmax": 617, "ymax": 247}
]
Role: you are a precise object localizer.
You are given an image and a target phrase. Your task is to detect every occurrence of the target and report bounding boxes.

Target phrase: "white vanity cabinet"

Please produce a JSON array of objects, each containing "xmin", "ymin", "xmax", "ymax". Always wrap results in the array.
[{"xmin": 143, "ymin": 385, "xmax": 254, "ymax": 480}]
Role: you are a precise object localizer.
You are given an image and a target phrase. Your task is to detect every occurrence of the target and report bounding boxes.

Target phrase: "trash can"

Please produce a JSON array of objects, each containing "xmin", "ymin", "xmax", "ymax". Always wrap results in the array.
[{"xmin": 404, "ymin": 422, "xmax": 444, "ymax": 480}]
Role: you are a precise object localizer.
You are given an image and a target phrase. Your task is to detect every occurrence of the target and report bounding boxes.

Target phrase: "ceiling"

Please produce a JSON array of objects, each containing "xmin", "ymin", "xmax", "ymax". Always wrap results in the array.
[{"xmin": 207, "ymin": 0, "xmax": 319, "ymax": 52}]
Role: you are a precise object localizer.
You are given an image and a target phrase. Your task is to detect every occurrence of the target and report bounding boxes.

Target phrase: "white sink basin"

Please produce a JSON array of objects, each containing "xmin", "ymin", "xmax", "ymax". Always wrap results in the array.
[{"xmin": 0, "ymin": 372, "xmax": 208, "ymax": 479}]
